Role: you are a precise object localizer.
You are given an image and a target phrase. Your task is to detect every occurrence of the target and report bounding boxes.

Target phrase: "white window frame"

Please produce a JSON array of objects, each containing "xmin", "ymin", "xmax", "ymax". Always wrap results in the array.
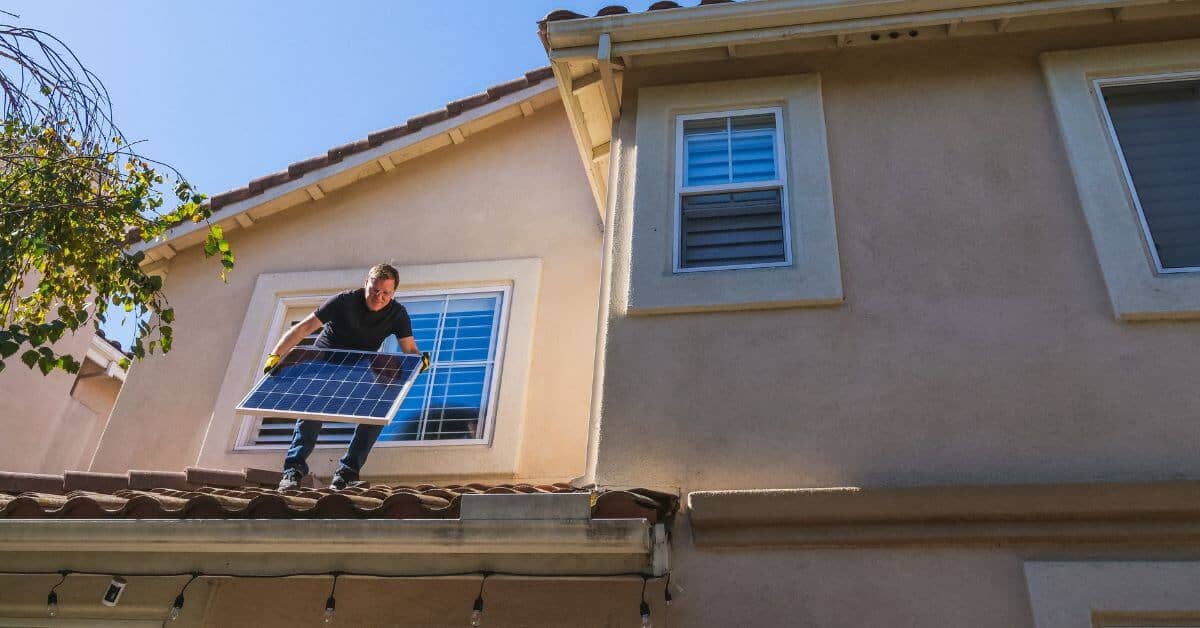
[
  {"xmin": 1093, "ymin": 70, "xmax": 1200, "ymax": 275},
  {"xmin": 233, "ymin": 284, "xmax": 511, "ymax": 451},
  {"xmin": 672, "ymin": 106, "xmax": 793, "ymax": 273}
]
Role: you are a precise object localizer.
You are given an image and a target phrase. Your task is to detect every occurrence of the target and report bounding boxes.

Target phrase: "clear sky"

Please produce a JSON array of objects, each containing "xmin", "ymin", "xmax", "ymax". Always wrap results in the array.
[{"xmin": 6, "ymin": 0, "xmax": 605, "ymax": 347}]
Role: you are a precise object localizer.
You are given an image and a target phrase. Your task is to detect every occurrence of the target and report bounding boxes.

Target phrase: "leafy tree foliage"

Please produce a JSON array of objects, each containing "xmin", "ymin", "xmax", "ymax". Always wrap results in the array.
[{"xmin": 0, "ymin": 24, "xmax": 232, "ymax": 375}]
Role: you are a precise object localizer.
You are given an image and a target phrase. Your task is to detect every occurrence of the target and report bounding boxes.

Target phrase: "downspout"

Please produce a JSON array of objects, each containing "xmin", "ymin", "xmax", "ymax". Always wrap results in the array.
[
  {"xmin": 571, "ymin": 35, "xmax": 621, "ymax": 488},
  {"xmin": 576, "ymin": 119, "xmax": 620, "ymax": 489}
]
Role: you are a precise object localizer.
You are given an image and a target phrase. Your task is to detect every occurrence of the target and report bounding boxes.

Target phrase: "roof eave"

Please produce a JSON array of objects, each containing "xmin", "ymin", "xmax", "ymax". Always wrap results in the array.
[
  {"xmin": 0, "ymin": 517, "xmax": 654, "ymax": 575},
  {"xmin": 543, "ymin": 0, "xmax": 1187, "ymax": 60}
]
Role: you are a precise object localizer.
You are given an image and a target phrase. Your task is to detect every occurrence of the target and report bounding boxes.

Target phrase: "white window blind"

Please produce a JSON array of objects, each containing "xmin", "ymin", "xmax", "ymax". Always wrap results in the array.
[
  {"xmin": 676, "ymin": 108, "xmax": 791, "ymax": 271},
  {"xmin": 1101, "ymin": 78, "xmax": 1200, "ymax": 272}
]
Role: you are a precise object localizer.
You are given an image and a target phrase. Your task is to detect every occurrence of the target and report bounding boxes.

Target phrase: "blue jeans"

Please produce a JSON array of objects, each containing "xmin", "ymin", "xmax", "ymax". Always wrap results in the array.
[{"xmin": 283, "ymin": 420, "xmax": 383, "ymax": 481}]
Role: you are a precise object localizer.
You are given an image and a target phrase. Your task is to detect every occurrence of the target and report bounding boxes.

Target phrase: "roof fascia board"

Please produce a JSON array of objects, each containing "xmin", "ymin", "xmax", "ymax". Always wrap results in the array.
[
  {"xmin": 551, "ymin": 62, "xmax": 609, "ymax": 218},
  {"xmin": 0, "ymin": 518, "xmax": 649, "ymax": 556},
  {"xmin": 136, "ymin": 81, "xmax": 557, "ymax": 256},
  {"xmin": 545, "ymin": 0, "xmax": 1171, "ymax": 59},
  {"xmin": 83, "ymin": 336, "xmax": 127, "ymax": 381}
]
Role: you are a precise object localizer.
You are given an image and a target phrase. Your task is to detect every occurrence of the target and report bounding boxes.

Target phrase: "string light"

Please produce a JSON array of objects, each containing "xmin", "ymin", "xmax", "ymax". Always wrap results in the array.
[
  {"xmin": 470, "ymin": 572, "xmax": 488, "ymax": 627},
  {"xmin": 46, "ymin": 571, "xmax": 68, "ymax": 617},
  {"xmin": 639, "ymin": 576, "xmax": 652, "ymax": 628},
  {"xmin": 166, "ymin": 573, "xmax": 200, "ymax": 622},
  {"xmin": 324, "ymin": 573, "xmax": 340, "ymax": 624},
  {"xmin": 10, "ymin": 568, "xmax": 673, "ymax": 625}
]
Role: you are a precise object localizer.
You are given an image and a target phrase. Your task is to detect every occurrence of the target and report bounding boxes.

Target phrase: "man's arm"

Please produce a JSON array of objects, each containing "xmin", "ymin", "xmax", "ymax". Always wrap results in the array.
[
  {"xmin": 266, "ymin": 314, "xmax": 324, "ymax": 364},
  {"xmin": 397, "ymin": 335, "xmax": 430, "ymax": 373}
]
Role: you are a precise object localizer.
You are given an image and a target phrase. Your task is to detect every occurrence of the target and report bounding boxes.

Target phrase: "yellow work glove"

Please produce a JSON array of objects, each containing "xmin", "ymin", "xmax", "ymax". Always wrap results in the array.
[
  {"xmin": 420, "ymin": 352, "xmax": 431, "ymax": 374},
  {"xmin": 263, "ymin": 353, "xmax": 282, "ymax": 374}
]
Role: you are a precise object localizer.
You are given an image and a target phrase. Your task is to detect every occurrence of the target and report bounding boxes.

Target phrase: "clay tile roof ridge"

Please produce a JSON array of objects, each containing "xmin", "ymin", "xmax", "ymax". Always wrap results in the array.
[
  {"xmin": 541, "ymin": 0, "xmax": 737, "ymax": 22},
  {"xmin": 200, "ymin": 65, "xmax": 554, "ymax": 214}
]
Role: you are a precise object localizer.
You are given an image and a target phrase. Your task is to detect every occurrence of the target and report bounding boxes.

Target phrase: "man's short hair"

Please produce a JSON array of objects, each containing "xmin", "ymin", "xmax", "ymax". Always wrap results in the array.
[{"xmin": 367, "ymin": 263, "xmax": 399, "ymax": 286}]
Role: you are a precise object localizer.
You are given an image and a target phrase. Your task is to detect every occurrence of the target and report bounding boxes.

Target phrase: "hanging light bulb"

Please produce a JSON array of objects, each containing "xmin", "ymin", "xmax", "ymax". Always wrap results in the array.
[
  {"xmin": 640, "ymin": 601, "xmax": 652, "ymax": 628},
  {"xmin": 166, "ymin": 573, "xmax": 199, "ymax": 622},
  {"xmin": 324, "ymin": 595, "xmax": 336, "ymax": 624},
  {"xmin": 47, "ymin": 571, "xmax": 68, "ymax": 618},
  {"xmin": 322, "ymin": 572, "xmax": 339, "ymax": 624},
  {"xmin": 167, "ymin": 594, "xmax": 185, "ymax": 621},
  {"xmin": 470, "ymin": 573, "xmax": 487, "ymax": 627},
  {"xmin": 470, "ymin": 596, "xmax": 484, "ymax": 627}
]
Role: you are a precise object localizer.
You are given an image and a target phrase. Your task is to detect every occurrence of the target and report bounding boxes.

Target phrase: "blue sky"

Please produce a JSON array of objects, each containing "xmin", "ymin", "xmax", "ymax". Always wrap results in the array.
[{"xmin": 6, "ymin": 0, "xmax": 604, "ymax": 347}]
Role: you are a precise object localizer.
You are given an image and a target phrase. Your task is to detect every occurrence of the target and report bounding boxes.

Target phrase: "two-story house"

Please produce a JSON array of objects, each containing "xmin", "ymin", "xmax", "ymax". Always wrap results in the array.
[{"xmin": 3, "ymin": 0, "xmax": 1200, "ymax": 626}]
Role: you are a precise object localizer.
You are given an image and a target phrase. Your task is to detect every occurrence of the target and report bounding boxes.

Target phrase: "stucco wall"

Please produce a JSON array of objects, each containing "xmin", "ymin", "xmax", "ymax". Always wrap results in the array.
[
  {"xmin": 598, "ymin": 19, "xmax": 1200, "ymax": 491},
  {"xmin": 0, "ymin": 326, "xmax": 100, "ymax": 473},
  {"xmin": 91, "ymin": 102, "xmax": 601, "ymax": 482},
  {"xmin": 595, "ymin": 17, "xmax": 1200, "ymax": 628}
]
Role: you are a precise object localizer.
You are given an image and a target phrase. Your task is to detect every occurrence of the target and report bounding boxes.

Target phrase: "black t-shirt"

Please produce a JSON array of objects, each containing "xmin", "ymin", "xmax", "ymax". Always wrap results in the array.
[{"xmin": 312, "ymin": 288, "xmax": 413, "ymax": 351}]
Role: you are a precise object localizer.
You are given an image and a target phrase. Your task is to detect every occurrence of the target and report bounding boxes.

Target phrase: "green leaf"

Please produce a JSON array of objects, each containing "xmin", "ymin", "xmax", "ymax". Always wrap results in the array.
[
  {"xmin": 0, "ymin": 340, "xmax": 18, "ymax": 358},
  {"xmin": 20, "ymin": 350, "xmax": 38, "ymax": 368}
]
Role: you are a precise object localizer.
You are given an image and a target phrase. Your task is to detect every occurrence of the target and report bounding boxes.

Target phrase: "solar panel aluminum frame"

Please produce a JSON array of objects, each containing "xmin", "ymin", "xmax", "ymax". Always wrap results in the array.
[{"xmin": 234, "ymin": 348, "xmax": 424, "ymax": 427}]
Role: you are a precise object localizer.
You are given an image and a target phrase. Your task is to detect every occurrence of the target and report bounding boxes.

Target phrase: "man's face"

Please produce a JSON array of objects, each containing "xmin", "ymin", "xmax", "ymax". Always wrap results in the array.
[{"xmin": 364, "ymin": 277, "xmax": 396, "ymax": 312}]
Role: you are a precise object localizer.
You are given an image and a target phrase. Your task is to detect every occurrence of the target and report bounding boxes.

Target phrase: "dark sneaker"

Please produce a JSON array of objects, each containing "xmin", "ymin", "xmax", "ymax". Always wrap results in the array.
[
  {"xmin": 329, "ymin": 473, "xmax": 349, "ymax": 491},
  {"xmin": 277, "ymin": 469, "xmax": 302, "ymax": 491}
]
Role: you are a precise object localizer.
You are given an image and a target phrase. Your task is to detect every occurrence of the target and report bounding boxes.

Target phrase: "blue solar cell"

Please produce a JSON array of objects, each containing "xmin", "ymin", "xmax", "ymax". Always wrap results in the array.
[{"xmin": 235, "ymin": 348, "xmax": 423, "ymax": 425}]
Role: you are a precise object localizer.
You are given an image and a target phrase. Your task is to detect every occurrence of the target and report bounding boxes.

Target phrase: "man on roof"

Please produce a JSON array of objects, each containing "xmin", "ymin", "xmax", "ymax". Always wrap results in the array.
[{"xmin": 264, "ymin": 263, "xmax": 429, "ymax": 491}]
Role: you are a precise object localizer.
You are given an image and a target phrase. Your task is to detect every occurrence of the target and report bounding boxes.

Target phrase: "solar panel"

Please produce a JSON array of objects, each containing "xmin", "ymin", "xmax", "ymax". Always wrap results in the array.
[{"xmin": 235, "ymin": 348, "xmax": 424, "ymax": 426}]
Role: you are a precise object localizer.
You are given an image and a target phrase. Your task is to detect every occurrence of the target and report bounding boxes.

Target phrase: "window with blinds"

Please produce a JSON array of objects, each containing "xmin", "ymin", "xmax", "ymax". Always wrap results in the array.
[
  {"xmin": 253, "ymin": 290, "xmax": 504, "ymax": 446},
  {"xmin": 675, "ymin": 108, "xmax": 791, "ymax": 272},
  {"xmin": 1101, "ymin": 78, "xmax": 1200, "ymax": 272}
]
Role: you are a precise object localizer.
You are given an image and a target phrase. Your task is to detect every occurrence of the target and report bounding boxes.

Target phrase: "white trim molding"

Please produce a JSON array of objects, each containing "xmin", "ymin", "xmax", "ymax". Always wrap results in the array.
[
  {"xmin": 1042, "ymin": 38, "xmax": 1200, "ymax": 320},
  {"xmin": 196, "ymin": 259, "xmax": 542, "ymax": 479},
  {"xmin": 626, "ymin": 74, "xmax": 843, "ymax": 315}
]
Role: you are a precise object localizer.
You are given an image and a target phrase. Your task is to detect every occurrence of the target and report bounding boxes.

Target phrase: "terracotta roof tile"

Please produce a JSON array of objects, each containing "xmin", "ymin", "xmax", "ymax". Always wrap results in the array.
[
  {"xmin": 0, "ymin": 467, "xmax": 678, "ymax": 522},
  {"xmin": 287, "ymin": 154, "xmax": 333, "ymax": 178},
  {"xmin": 486, "ymin": 77, "xmax": 534, "ymax": 100},
  {"xmin": 326, "ymin": 138, "xmax": 371, "ymax": 163},
  {"xmin": 247, "ymin": 170, "xmax": 293, "ymax": 194},
  {"xmin": 597, "ymin": 5, "xmax": 631, "ymax": 16},
  {"xmin": 153, "ymin": 66, "xmax": 555, "ymax": 226},
  {"xmin": 210, "ymin": 186, "xmax": 256, "ymax": 211},
  {"xmin": 185, "ymin": 467, "xmax": 245, "ymax": 489},
  {"xmin": 406, "ymin": 109, "xmax": 451, "ymax": 130},
  {"xmin": 543, "ymin": 9, "xmax": 588, "ymax": 21},
  {"xmin": 542, "ymin": 1, "xmax": 739, "ymax": 22},
  {"xmin": 446, "ymin": 92, "xmax": 491, "ymax": 115},
  {"xmin": 0, "ymin": 472, "xmax": 64, "ymax": 494},
  {"xmin": 128, "ymin": 470, "xmax": 187, "ymax": 491},
  {"xmin": 63, "ymin": 471, "xmax": 129, "ymax": 494}
]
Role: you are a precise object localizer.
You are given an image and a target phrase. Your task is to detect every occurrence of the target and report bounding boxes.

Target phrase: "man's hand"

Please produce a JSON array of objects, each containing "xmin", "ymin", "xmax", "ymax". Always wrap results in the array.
[
  {"xmin": 420, "ymin": 352, "xmax": 430, "ymax": 374},
  {"xmin": 263, "ymin": 353, "xmax": 282, "ymax": 374}
]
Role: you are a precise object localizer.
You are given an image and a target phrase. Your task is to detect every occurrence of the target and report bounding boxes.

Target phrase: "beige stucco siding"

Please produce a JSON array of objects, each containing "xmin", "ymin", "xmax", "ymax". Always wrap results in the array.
[
  {"xmin": 598, "ymin": 19, "xmax": 1200, "ymax": 492},
  {"xmin": 594, "ymin": 17, "xmax": 1200, "ymax": 628},
  {"xmin": 0, "ymin": 327, "xmax": 117, "ymax": 473},
  {"xmin": 92, "ymin": 102, "xmax": 601, "ymax": 482}
]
